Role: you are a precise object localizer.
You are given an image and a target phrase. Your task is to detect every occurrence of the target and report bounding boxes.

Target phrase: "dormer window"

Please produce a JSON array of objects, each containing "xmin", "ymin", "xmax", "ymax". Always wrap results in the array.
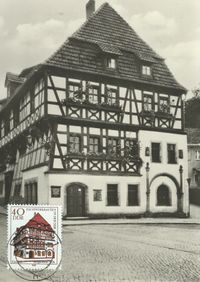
[
  {"xmin": 106, "ymin": 58, "xmax": 116, "ymax": 69},
  {"xmin": 142, "ymin": 65, "xmax": 151, "ymax": 76}
]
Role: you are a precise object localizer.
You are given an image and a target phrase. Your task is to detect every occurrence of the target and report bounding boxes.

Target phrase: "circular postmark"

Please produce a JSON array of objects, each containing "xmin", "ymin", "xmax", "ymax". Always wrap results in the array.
[{"xmin": 7, "ymin": 229, "xmax": 62, "ymax": 281}]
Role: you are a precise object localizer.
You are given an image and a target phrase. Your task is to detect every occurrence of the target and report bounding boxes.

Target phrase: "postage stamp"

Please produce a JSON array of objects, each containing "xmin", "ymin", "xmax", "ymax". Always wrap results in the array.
[{"xmin": 7, "ymin": 205, "xmax": 62, "ymax": 272}]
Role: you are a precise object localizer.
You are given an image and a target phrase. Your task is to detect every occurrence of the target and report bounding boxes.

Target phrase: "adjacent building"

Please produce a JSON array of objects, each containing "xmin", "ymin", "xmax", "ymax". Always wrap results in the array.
[
  {"xmin": 186, "ymin": 128, "xmax": 200, "ymax": 188},
  {"xmin": 0, "ymin": 1, "xmax": 189, "ymax": 217}
]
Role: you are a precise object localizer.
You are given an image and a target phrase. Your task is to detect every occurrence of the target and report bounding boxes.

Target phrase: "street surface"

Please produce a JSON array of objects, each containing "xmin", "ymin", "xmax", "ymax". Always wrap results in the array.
[{"xmin": 1, "ymin": 214, "xmax": 200, "ymax": 282}]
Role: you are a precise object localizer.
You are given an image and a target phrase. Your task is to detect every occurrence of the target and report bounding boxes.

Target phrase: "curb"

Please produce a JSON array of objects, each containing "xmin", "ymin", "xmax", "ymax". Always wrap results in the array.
[{"xmin": 62, "ymin": 220, "xmax": 200, "ymax": 226}]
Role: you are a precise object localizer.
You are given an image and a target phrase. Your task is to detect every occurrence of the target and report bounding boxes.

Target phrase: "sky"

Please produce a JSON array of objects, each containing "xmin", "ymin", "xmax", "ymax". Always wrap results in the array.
[{"xmin": 0, "ymin": 0, "xmax": 199, "ymax": 99}]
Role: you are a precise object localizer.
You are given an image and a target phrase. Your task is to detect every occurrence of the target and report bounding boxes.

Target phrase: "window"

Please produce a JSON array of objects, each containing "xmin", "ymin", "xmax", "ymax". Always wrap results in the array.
[
  {"xmin": 68, "ymin": 83, "xmax": 81, "ymax": 99},
  {"xmin": 69, "ymin": 135, "xmax": 81, "ymax": 153},
  {"xmin": 107, "ymin": 88, "xmax": 117, "ymax": 105},
  {"xmin": 159, "ymin": 96, "xmax": 170, "ymax": 113},
  {"xmin": 4, "ymin": 117, "xmax": 10, "ymax": 135},
  {"xmin": 107, "ymin": 184, "xmax": 118, "ymax": 206},
  {"xmin": 13, "ymin": 104, "xmax": 20, "ymax": 127},
  {"xmin": 0, "ymin": 181, "xmax": 3, "ymax": 195},
  {"xmin": 9, "ymin": 111, "xmax": 14, "ymax": 131},
  {"xmin": 24, "ymin": 182, "xmax": 38, "ymax": 204},
  {"xmin": 88, "ymin": 86, "xmax": 99, "ymax": 104},
  {"xmin": 19, "ymin": 93, "xmax": 30, "ymax": 122},
  {"xmin": 14, "ymin": 184, "xmax": 21, "ymax": 198},
  {"xmin": 106, "ymin": 58, "xmax": 116, "ymax": 69},
  {"xmin": 93, "ymin": 190, "xmax": 102, "ymax": 201},
  {"xmin": 108, "ymin": 138, "xmax": 120, "ymax": 156},
  {"xmin": 51, "ymin": 186, "xmax": 61, "ymax": 198},
  {"xmin": 0, "ymin": 121, "xmax": 4, "ymax": 138},
  {"xmin": 128, "ymin": 185, "xmax": 139, "ymax": 206},
  {"xmin": 195, "ymin": 150, "xmax": 200, "ymax": 160},
  {"xmin": 157, "ymin": 185, "xmax": 171, "ymax": 206},
  {"xmin": 142, "ymin": 65, "xmax": 151, "ymax": 76},
  {"xmin": 151, "ymin": 143, "xmax": 161, "ymax": 163},
  {"xmin": 143, "ymin": 93, "xmax": 153, "ymax": 111},
  {"xmin": 89, "ymin": 136, "xmax": 100, "ymax": 153},
  {"xmin": 125, "ymin": 139, "xmax": 138, "ymax": 157},
  {"xmin": 167, "ymin": 144, "xmax": 177, "ymax": 164}
]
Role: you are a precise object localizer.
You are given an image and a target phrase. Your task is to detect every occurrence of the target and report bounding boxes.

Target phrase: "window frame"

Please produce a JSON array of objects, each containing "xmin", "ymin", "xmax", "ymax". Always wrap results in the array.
[
  {"xmin": 106, "ymin": 57, "xmax": 117, "ymax": 69},
  {"xmin": 142, "ymin": 65, "xmax": 152, "ymax": 76},
  {"xmin": 151, "ymin": 142, "xmax": 161, "ymax": 163},
  {"xmin": 88, "ymin": 135, "xmax": 101, "ymax": 154},
  {"xmin": 69, "ymin": 133, "xmax": 82, "ymax": 154},
  {"xmin": 125, "ymin": 138, "xmax": 138, "ymax": 158},
  {"xmin": 195, "ymin": 149, "xmax": 200, "ymax": 161},
  {"xmin": 143, "ymin": 93, "xmax": 154, "ymax": 111},
  {"xmin": 167, "ymin": 143, "xmax": 177, "ymax": 164},
  {"xmin": 106, "ymin": 87, "xmax": 118, "ymax": 106},
  {"xmin": 107, "ymin": 184, "xmax": 119, "ymax": 206},
  {"xmin": 68, "ymin": 82, "xmax": 82, "ymax": 99},
  {"xmin": 127, "ymin": 184, "xmax": 139, "ymax": 206},
  {"xmin": 88, "ymin": 85, "xmax": 99, "ymax": 104},
  {"xmin": 158, "ymin": 95, "xmax": 170, "ymax": 114},
  {"xmin": 0, "ymin": 180, "xmax": 4, "ymax": 196},
  {"xmin": 107, "ymin": 137, "xmax": 120, "ymax": 156}
]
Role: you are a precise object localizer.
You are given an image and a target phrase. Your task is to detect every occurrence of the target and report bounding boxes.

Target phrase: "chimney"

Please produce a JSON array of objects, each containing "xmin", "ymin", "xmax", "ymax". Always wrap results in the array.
[{"xmin": 86, "ymin": 0, "xmax": 95, "ymax": 19}]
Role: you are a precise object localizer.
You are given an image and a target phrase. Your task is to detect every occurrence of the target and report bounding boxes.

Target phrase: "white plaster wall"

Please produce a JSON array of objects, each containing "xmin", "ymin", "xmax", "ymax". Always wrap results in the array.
[
  {"xmin": 138, "ymin": 130, "xmax": 189, "ymax": 214},
  {"xmin": 22, "ymin": 166, "xmax": 49, "ymax": 204},
  {"xmin": 48, "ymin": 174, "xmax": 146, "ymax": 216}
]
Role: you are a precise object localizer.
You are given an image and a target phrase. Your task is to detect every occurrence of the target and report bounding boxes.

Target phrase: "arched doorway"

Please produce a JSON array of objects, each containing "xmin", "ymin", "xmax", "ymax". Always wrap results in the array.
[
  {"xmin": 157, "ymin": 184, "xmax": 171, "ymax": 206},
  {"xmin": 67, "ymin": 183, "xmax": 86, "ymax": 217}
]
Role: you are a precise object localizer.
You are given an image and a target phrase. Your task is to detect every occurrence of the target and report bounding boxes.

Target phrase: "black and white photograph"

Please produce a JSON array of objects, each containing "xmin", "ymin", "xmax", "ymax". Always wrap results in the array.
[{"xmin": 0, "ymin": 0, "xmax": 200, "ymax": 281}]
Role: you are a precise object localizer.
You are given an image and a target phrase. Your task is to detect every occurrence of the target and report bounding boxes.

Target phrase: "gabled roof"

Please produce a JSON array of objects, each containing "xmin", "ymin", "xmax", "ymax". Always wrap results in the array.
[
  {"xmin": 45, "ymin": 2, "xmax": 186, "ymax": 92},
  {"xmin": 5, "ymin": 72, "xmax": 25, "ymax": 87},
  {"xmin": 25, "ymin": 212, "xmax": 54, "ymax": 231},
  {"xmin": 16, "ymin": 212, "xmax": 54, "ymax": 233}
]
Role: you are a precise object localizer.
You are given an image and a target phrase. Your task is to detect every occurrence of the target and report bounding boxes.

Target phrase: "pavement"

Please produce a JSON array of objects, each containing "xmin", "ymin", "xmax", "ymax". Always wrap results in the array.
[
  {"xmin": 1, "ymin": 204, "xmax": 200, "ymax": 225},
  {"xmin": 0, "ymin": 204, "xmax": 200, "ymax": 281}
]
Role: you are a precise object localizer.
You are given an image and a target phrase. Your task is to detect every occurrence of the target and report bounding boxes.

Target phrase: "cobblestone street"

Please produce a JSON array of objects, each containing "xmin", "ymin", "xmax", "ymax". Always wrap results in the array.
[{"xmin": 1, "ymin": 214, "xmax": 200, "ymax": 282}]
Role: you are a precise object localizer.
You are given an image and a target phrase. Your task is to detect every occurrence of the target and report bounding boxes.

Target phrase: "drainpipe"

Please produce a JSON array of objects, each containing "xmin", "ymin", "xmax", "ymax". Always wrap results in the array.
[
  {"xmin": 145, "ymin": 162, "xmax": 150, "ymax": 214},
  {"xmin": 178, "ymin": 165, "xmax": 184, "ymax": 215}
]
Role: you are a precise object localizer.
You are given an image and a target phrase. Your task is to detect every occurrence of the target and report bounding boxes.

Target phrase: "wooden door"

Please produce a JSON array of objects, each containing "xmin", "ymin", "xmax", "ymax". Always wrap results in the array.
[
  {"xmin": 29, "ymin": 250, "xmax": 34, "ymax": 259},
  {"xmin": 67, "ymin": 185, "xmax": 85, "ymax": 217}
]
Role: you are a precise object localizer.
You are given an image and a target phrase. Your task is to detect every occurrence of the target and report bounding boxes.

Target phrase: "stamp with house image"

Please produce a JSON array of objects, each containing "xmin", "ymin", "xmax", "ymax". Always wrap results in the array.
[{"xmin": 7, "ymin": 205, "xmax": 62, "ymax": 273}]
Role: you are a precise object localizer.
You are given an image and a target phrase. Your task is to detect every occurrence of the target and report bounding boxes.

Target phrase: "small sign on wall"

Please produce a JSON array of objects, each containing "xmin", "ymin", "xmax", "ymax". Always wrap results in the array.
[{"xmin": 51, "ymin": 186, "xmax": 61, "ymax": 198}]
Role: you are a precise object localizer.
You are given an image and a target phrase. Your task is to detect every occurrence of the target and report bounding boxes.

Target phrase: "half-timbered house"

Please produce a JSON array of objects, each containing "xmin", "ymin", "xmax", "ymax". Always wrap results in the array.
[
  {"xmin": 0, "ymin": 1, "xmax": 189, "ymax": 217},
  {"xmin": 13, "ymin": 213, "xmax": 55, "ymax": 260}
]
